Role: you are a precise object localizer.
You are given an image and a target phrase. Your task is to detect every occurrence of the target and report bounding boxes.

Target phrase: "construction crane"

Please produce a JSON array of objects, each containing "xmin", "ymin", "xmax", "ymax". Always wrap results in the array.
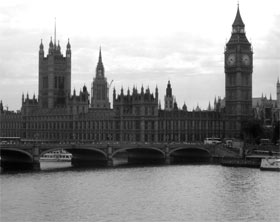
[{"xmin": 109, "ymin": 80, "xmax": 114, "ymax": 89}]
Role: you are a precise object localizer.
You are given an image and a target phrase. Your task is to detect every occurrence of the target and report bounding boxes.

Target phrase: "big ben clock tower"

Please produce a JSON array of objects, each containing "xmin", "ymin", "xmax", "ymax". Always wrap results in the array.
[{"xmin": 225, "ymin": 5, "xmax": 253, "ymax": 138}]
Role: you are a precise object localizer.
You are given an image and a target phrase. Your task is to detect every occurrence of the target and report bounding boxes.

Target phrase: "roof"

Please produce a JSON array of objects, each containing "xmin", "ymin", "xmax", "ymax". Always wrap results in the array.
[
  {"xmin": 232, "ymin": 6, "xmax": 245, "ymax": 27},
  {"xmin": 252, "ymin": 97, "xmax": 277, "ymax": 108}
]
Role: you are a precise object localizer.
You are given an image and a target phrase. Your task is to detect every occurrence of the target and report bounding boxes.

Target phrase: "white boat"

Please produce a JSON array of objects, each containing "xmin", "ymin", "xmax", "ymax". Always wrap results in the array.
[
  {"xmin": 260, "ymin": 157, "xmax": 280, "ymax": 171},
  {"xmin": 40, "ymin": 151, "xmax": 72, "ymax": 162}
]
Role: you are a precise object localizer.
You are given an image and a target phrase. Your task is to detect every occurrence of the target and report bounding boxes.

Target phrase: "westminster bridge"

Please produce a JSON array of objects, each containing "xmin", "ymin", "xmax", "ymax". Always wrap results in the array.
[{"xmin": 0, "ymin": 142, "xmax": 238, "ymax": 170}]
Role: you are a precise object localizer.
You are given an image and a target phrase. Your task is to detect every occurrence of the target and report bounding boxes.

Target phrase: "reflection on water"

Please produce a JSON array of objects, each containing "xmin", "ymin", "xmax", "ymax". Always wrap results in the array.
[{"xmin": 1, "ymin": 162, "xmax": 280, "ymax": 222}]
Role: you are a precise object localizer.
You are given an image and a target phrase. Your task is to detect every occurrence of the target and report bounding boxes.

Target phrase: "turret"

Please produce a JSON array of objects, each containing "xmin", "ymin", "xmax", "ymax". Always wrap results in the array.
[
  {"xmin": 48, "ymin": 37, "xmax": 54, "ymax": 54},
  {"xmin": 39, "ymin": 39, "xmax": 44, "ymax": 58},
  {"xmin": 113, "ymin": 87, "xmax": 116, "ymax": 100},
  {"xmin": 158, "ymin": 100, "xmax": 162, "ymax": 110},
  {"xmin": 166, "ymin": 80, "xmax": 172, "ymax": 97},
  {"xmin": 66, "ymin": 38, "xmax": 71, "ymax": 57},
  {"xmin": 0, "ymin": 100, "xmax": 3, "ymax": 113},
  {"xmin": 155, "ymin": 86, "xmax": 158, "ymax": 100},
  {"xmin": 174, "ymin": 101, "xmax": 178, "ymax": 110},
  {"xmin": 208, "ymin": 101, "xmax": 211, "ymax": 111},
  {"xmin": 277, "ymin": 77, "xmax": 280, "ymax": 108},
  {"xmin": 164, "ymin": 80, "xmax": 174, "ymax": 111},
  {"xmin": 182, "ymin": 103, "xmax": 187, "ymax": 111},
  {"xmin": 57, "ymin": 40, "xmax": 61, "ymax": 53}
]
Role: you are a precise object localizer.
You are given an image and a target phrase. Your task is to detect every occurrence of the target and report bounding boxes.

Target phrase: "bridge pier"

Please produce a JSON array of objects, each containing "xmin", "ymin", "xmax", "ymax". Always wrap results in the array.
[
  {"xmin": 32, "ymin": 146, "xmax": 41, "ymax": 171},
  {"xmin": 165, "ymin": 145, "xmax": 170, "ymax": 164},
  {"xmin": 107, "ymin": 145, "xmax": 113, "ymax": 167},
  {"xmin": 32, "ymin": 160, "xmax": 41, "ymax": 171},
  {"xmin": 107, "ymin": 157, "xmax": 113, "ymax": 167},
  {"xmin": 165, "ymin": 155, "xmax": 171, "ymax": 164}
]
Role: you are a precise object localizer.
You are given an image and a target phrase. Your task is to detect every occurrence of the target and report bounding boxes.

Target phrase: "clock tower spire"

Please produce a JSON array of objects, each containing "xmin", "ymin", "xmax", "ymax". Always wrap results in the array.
[{"xmin": 224, "ymin": 5, "xmax": 253, "ymax": 138}]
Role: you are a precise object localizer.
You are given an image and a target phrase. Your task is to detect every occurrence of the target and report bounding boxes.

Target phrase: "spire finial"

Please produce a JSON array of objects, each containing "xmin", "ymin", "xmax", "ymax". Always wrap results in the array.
[
  {"xmin": 232, "ymin": 2, "xmax": 244, "ymax": 27},
  {"xmin": 67, "ymin": 38, "xmax": 71, "ymax": 49},
  {"xmin": 54, "ymin": 17, "xmax": 56, "ymax": 46},
  {"xmin": 99, "ymin": 46, "xmax": 102, "ymax": 61}
]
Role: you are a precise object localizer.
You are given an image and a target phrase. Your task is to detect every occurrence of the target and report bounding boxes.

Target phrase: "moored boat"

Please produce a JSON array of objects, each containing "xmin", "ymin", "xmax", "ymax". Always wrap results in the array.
[
  {"xmin": 40, "ymin": 151, "xmax": 72, "ymax": 162},
  {"xmin": 260, "ymin": 157, "xmax": 280, "ymax": 171}
]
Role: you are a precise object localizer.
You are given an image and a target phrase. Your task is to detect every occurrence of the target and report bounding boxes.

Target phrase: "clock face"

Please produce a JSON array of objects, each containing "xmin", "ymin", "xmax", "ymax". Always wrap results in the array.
[
  {"xmin": 227, "ymin": 54, "xmax": 236, "ymax": 66},
  {"xmin": 242, "ymin": 54, "xmax": 250, "ymax": 66}
]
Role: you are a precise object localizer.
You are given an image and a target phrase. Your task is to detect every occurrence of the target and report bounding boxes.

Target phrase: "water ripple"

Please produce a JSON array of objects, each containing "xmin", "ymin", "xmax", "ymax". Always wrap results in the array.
[{"xmin": 1, "ymin": 164, "xmax": 280, "ymax": 222}]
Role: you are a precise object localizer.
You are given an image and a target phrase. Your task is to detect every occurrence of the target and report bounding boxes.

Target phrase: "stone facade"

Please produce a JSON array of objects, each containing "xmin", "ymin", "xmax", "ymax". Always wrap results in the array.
[{"xmin": 0, "ymin": 102, "xmax": 21, "ymax": 138}]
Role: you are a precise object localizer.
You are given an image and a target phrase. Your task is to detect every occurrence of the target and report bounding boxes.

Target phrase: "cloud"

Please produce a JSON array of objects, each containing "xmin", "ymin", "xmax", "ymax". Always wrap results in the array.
[{"xmin": 1, "ymin": 0, "xmax": 279, "ymax": 111}]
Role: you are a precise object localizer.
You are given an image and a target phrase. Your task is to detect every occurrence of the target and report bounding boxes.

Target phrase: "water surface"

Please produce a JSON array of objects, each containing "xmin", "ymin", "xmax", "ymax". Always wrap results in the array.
[{"xmin": 1, "ymin": 163, "xmax": 279, "ymax": 221}]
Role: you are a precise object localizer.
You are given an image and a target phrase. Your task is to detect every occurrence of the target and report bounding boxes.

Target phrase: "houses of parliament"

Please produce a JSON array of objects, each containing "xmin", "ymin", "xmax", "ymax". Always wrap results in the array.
[{"xmin": 1, "ymin": 7, "xmax": 279, "ymax": 143}]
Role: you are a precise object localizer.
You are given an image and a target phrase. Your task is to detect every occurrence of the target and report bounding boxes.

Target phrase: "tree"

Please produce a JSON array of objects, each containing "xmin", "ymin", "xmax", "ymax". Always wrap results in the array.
[
  {"xmin": 272, "ymin": 121, "xmax": 280, "ymax": 144},
  {"xmin": 241, "ymin": 119, "xmax": 264, "ymax": 144}
]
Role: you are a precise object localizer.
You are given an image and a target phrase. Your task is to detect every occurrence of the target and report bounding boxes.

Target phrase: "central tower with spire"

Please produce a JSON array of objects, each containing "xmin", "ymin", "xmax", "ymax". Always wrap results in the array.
[
  {"xmin": 164, "ymin": 81, "xmax": 174, "ymax": 111},
  {"xmin": 91, "ymin": 48, "xmax": 110, "ymax": 109},
  {"xmin": 224, "ymin": 5, "xmax": 253, "ymax": 138}
]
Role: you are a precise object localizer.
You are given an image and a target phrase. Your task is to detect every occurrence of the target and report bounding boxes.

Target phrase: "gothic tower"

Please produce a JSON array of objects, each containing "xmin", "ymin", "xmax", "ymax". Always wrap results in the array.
[
  {"xmin": 164, "ymin": 80, "xmax": 174, "ymax": 111},
  {"xmin": 91, "ymin": 48, "xmax": 110, "ymax": 109},
  {"xmin": 38, "ymin": 24, "xmax": 71, "ymax": 109},
  {"xmin": 225, "ymin": 5, "xmax": 253, "ymax": 138}
]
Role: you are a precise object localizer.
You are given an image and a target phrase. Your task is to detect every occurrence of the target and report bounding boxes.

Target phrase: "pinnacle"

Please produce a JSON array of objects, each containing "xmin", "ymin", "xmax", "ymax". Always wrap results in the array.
[{"xmin": 232, "ymin": 5, "xmax": 245, "ymax": 27}]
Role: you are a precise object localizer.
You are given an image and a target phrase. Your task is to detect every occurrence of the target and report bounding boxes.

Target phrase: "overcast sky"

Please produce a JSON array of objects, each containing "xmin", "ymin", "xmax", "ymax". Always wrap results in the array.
[{"xmin": 0, "ymin": 0, "xmax": 279, "ymax": 111}]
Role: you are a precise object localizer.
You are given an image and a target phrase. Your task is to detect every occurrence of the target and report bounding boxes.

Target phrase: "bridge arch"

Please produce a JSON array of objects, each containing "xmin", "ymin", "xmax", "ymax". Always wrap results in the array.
[
  {"xmin": 0, "ymin": 148, "xmax": 34, "ymax": 170},
  {"xmin": 68, "ymin": 146, "xmax": 108, "ymax": 167},
  {"xmin": 112, "ymin": 146, "xmax": 165, "ymax": 157},
  {"xmin": 169, "ymin": 146, "xmax": 211, "ymax": 163},
  {"xmin": 0, "ymin": 148, "xmax": 33, "ymax": 160},
  {"xmin": 112, "ymin": 146, "xmax": 166, "ymax": 164},
  {"xmin": 169, "ymin": 146, "xmax": 211, "ymax": 156}
]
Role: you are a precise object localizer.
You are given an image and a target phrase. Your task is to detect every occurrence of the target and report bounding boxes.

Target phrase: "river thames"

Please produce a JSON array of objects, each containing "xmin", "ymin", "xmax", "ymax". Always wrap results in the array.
[{"xmin": 1, "ymin": 162, "xmax": 279, "ymax": 222}]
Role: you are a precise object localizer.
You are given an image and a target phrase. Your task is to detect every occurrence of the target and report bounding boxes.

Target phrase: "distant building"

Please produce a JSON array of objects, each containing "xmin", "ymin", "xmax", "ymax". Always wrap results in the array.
[{"xmin": 252, "ymin": 84, "xmax": 280, "ymax": 127}]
